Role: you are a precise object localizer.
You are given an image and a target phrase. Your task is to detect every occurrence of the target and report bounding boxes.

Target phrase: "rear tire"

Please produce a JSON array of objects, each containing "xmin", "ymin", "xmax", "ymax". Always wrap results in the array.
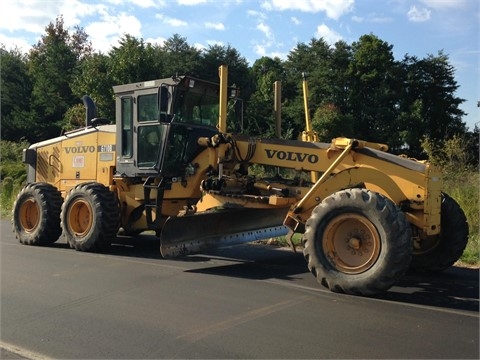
[
  {"xmin": 12, "ymin": 183, "xmax": 63, "ymax": 245},
  {"xmin": 410, "ymin": 193, "xmax": 468, "ymax": 272},
  {"xmin": 303, "ymin": 189, "xmax": 412, "ymax": 296},
  {"xmin": 61, "ymin": 182, "xmax": 119, "ymax": 251}
]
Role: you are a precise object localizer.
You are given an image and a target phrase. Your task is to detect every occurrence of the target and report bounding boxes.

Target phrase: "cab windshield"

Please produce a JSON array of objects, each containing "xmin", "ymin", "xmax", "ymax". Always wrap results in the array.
[{"xmin": 173, "ymin": 88, "xmax": 219, "ymax": 128}]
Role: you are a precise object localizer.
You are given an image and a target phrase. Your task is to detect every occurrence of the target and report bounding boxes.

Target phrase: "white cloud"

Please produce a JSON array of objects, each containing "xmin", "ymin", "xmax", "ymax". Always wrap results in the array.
[
  {"xmin": 0, "ymin": 0, "xmax": 61, "ymax": 33},
  {"xmin": 407, "ymin": 5, "xmax": 431, "ymax": 22},
  {"xmin": 291, "ymin": 16, "xmax": 300, "ymax": 25},
  {"xmin": 155, "ymin": 13, "xmax": 187, "ymax": 27},
  {"xmin": 0, "ymin": 33, "xmax": 34, "ymax": 52},
  {"xmin": 247, "ymin": 10, "xmax": 266, "ymax": 20},
  {"xmin": 60, "ymin": 1, "xmax": 108, "ymax": 28},
  {"xmin": 129, "ymin": 0, "xmax": 161, "ymax": 8},
  {"xmin": 369, "ymin": 14, "xmax": 393, "ymax": 23},
  {"xmin": 166, "ymin": 18, "xmax": 188, "ymax": 26},
  {"xmin": 261, "ymin": 0, "xmax": 354, "ymax": 20},
  {"xmin": 351, "ymin": 13, "xmax": 391, "ymax": 24},
  {"xmin": 205, "ymin": 22, "xmax": 225, "ymax": 30},
  {"xmin": 257, "ymin": 22, "xmax": 273, "ymax": 39},
  {"xmin": 86, "ymin": 13, "xmax": 142, "ymax": 52},
  {"xmin": 254, "ymin": 43, "xmax": 267, "ymax": 56},
  {"xmin": 206, "ymin": 39, "xmax": 224, "ymax": 47},
  {"xmin": 419, "ymin": 0, "xmax": 467, "ymax": 10},
  {"xmin": 269, "ymin": 51, "xmax": 288, "ymax": 60},
  {"xmin": 145, "ymin": 36, "xmax": 167, "ymax": 46},
  {"xmin": 176, "ymin": 0, "xmax": 207, "ymax": 5},
  {"xmin": 315, "ymin": 24, "xmax": 342, "ymax": 45},
  {"xmin": 192, "ymin": 42, "xmax": 205, "ymax": 52},
  {"xmin": 351, "ymin": 15, "xmax": 363, "ymax": 23}
]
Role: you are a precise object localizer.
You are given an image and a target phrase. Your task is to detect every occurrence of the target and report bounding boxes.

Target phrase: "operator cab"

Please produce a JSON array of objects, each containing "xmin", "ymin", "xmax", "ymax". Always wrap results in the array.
[{"xmin": 113, "ymin": 75, "xmax": 241, "ymax": 179}]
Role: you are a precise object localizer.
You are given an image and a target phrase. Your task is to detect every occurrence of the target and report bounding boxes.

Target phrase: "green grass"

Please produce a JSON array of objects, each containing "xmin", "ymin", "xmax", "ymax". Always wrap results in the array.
[{"xmin": 443, "ymin": 172, "xmax": 479, "ymax": 265}]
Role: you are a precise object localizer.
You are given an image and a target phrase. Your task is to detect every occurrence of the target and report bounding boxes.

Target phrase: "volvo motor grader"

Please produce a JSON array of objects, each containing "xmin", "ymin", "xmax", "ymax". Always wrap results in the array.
[{"xmin": 13, "ymin": 65, "xmax": 468, "ymax": 295}]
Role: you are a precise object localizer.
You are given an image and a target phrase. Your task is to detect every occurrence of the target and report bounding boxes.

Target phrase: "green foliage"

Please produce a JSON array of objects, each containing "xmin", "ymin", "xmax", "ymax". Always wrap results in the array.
[
  {"xmin": 29, "ymin": 17, "xmax": 78, "ymax": 123},
  {"xmin": 347, "ymin": 34, "xmax": 400, "ymax": 146},
  {"xmin": 0, "ymin": 45, "xmax": 35, "ymax": 142},
  {"xmin": 421, "ymin": 135, "xmax": 475, "ymax": 175},
  {"xmin": 444, "ymin": 172, "xmax": 479, "ymax": 265},
  {"xmin": 1, "ymin": 17, "xmax": 470, "ymax": 153},
  {"xmin": 398, "ymin": 52, "xmax": 467, "ymax": 157},
  {"xmin": 63, "ymin": 103, "xmax": 87, "ymax": 131},
  {"xmin": 312, "ymin": 104, "xmax": 354, "ymax": 141},
  {"xmin": 421, "ymin": 136, "xmax": 479, "ymax": 264},
  {"xmin": 157, "ymin": 34, "xmax": 202, "ymax": 77},
  {"xmin": 71, "ymin": 53, "xmax": 115, "ymax": 120},
  {"xmin": 0, "ymin": 140, "xmax": 28, "ymax": 217},
  {"xmin": 108, "ymin": 35, "xmax": 159, "ymax": 85}
]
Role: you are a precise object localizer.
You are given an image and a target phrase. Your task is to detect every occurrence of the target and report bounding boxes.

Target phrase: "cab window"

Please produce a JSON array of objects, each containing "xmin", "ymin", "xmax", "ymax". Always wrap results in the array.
[
  {"xmin": 138, "ymin": 94, "xmax": 158, "ymax": 122},
  {"xmin": 121, "ymin": 97, "xmax": 133, "ymax": 157},
  {"xmin": 138, "ymin": 124, "xmax": 163, "ymax": 168}
]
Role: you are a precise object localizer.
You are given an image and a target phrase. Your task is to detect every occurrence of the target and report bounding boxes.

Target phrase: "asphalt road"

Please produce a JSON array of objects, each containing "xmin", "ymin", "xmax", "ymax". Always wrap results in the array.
[{"xmin": 1, "ymin": 219, "xmax": 478, "ymax": 359}]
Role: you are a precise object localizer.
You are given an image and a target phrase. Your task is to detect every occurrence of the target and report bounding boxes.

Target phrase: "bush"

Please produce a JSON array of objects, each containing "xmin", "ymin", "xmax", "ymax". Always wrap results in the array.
[
  {"xmin": 422, "ymin": 135, "xmax": 479, "ymax": 265},
  {"xmin": 443, "ymin": 172, "xmax": 479, "ymax": 265},
  {"xmin": 0, "ymin": 140, "xmax": 28, "ymax": 217}
]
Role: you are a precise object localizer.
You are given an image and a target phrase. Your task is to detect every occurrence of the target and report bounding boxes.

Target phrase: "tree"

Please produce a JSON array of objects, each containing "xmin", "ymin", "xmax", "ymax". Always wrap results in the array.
[
  {"xmin": 347, "ymin": 34, "xmax": 401, "ymax": 148},
  {"xmin": 282, "ymin": 38, "xmax": 337, "ymax": 138},
  {"xmin": 28, "ymin": 16, "xmax": 90, "ymax": 140},
  {"xmin": 330, "ymin": 41, "xmax": 352, "ymax": 113},
  {"xmin": 108, "ymin": 34, "xmax": 159, "ymax": 85},
  {"xmin": 200, "ymin": 44, "xmax": 250, "ymax": 89},
  {"xmin": 156, "ymin": 34, "xmax": 201, "ymax": 78},
  {"xmin": 399, "ymin": 52, "xmax": 466, "ymax": 157},
  {"xmin": 71, "ymin": 52, "xmax": 115, "ymax": 121},
  {"xmin": 0, "ymin": 46, "xmax": 34, "ymax": 141},
  {"xmin": 312, "ymin": 104, "xmax": 354, "ymax": 142},
  {"xmin": 245, "ymin": 57, "xmax": 286, "ymax": 137}
]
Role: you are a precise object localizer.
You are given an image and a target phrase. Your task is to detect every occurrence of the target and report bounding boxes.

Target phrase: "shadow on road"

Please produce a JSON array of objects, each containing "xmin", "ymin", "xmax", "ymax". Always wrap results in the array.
[
  {"xmin": 377, "ymin": 266, "xmax": 479, "ymax": 312},
  {"xmin": 70, "ymin": 233, "xmax": 480, "ymax": 313}
]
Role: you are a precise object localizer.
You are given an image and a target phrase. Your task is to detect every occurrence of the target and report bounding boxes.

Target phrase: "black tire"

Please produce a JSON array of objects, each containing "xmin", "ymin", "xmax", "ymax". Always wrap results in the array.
[
  {"xmin": 303, "ymin": 188, "xmax": 412, "ymax": 296},
  {"xmin": 61, "ymin": 182, "xmax": 120, "ymax": 251},
  {"xmin": 410, "ymin": 193, "xmax": 469, "ymax": 272},
  {"xmin": 12, "ymin": 182, "xmax": 63, "ymax": 245}
]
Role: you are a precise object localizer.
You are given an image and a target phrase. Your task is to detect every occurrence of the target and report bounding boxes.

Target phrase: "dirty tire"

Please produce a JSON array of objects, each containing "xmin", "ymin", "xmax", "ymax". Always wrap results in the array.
[
  {"xmin": 410, "ymin": 193, "xmax": 469, "ymax": 272},
  {"xmin": 61, "ymin": 182, "xmax": 119, "ymax": 252},
  {"xmin": 12, "ymin": 182, "xmax": 63, "ymax": 245},
  {"xmin": 303, "ymin": 189, "xmax": 412, "ymax": 296}
]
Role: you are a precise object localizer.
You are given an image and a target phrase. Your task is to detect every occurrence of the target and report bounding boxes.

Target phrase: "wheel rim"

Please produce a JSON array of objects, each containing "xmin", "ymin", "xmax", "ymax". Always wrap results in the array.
[
  {"xmin": 67, "ymin": 199, "xmax": 93, "ymax": 237},
  {"xmin": 19, "ymin": 197, "xmax": 40, "ymax": 232},
  {"xmin": 322, "ymin": 213, "xmax": 381, "ymax": 274}
]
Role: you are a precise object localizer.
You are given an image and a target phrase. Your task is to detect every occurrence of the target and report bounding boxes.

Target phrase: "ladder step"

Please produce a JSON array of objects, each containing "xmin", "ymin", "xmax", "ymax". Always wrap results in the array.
[{"xmin": 143, "ymin": 176, "xmax": 165, "ymax": 228}]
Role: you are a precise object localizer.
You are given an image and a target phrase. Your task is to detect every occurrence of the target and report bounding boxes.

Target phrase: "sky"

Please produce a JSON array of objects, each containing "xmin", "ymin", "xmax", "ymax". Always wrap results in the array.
[{"xmin": 1, "ymin": 0, "xmax": 479, "ymax": 130}]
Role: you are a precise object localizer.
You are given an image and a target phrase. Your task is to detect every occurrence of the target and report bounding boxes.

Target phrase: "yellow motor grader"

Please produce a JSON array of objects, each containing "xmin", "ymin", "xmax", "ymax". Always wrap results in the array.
[{"xmin": 13, "ymin": 65, "xmax": 468, "ymax": 295}]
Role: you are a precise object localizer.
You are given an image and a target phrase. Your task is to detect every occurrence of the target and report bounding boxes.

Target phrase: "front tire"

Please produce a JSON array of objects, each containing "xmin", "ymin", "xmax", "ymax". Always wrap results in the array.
[
  {"xmin": 303, "ymin": 189, "xmax": 412, "ymax": 296},
  {"xmin": 61, "ymin": 182, "xmax": 119, "ymax": 251},
  {"xmin": 12, "ymin": 183, "xmax": 63, "ymax": 245}
]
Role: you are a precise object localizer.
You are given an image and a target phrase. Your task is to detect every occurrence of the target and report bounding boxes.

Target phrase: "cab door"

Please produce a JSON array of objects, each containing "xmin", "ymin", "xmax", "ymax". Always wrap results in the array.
[{"xmin": 116, "ymin": 89, "xmax": 168, "ymax": 177}]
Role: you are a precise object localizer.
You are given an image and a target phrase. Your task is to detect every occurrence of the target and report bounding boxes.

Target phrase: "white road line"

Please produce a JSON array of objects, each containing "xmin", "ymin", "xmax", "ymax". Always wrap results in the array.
[{"xmin": 0, "ymin": 342, "xmax": 51, "ymax": 360}]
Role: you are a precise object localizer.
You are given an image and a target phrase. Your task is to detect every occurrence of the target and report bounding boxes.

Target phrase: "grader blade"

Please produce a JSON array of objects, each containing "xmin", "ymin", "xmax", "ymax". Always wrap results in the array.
[{"xmin": 160, "ymin": 207, "xmax": 289, "ymax": 258}]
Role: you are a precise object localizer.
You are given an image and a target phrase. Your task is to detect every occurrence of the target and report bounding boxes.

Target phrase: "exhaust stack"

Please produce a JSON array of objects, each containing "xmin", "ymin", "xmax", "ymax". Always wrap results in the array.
[{"xmin": 82, "ymin": 95, "xmax": 97, "ymax": 127}]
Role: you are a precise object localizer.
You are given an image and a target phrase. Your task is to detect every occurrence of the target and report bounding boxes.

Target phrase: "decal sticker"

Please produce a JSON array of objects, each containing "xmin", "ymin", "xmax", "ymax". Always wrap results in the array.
[
  {"xmin": 73, "ymin": 155, "xmax": 85, "ymax": 168},
  {"xmin": 98, "ymin": 144, "xmax": 116, "ymax": 152}
]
